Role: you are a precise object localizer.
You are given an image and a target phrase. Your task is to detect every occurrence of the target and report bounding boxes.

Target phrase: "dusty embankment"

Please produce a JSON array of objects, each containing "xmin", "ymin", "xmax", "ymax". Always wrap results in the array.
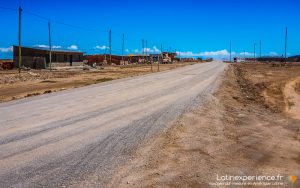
[
  {"xmin": 110, "ymin": 63, "xmax": 300, "ymax": 187},
  {"xmin": 0, "ymin": 63, "xmax": 194, "ymax": 102}
]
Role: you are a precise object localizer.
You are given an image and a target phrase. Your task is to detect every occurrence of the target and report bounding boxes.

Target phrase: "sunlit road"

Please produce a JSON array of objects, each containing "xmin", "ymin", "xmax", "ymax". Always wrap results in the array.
[{"xmin": 0, "ymin": 62, "xmax": 227, "ymax": 187}]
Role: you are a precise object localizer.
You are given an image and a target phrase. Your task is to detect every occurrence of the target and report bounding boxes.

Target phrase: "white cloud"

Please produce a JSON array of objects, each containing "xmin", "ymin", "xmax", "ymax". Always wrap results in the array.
[
  {"xmin": 133, "ymin": 46, "xmax": 161, "ymax": 54},
  {"xmin": 238, "ymin": 51, "xmax": 280, "ymax": 57},
  {"xmin": 125, "ymin": 49, "xmax": 129, "ymax": 52},
  {"xmin": 239, "ymin": 52, "xmax": 254, "ymax": 57},
  {"xmin": 94, "ymin": 45, "xmax": 110, "ymax": 50},
  {"xmin": 53, "ymin": 45, "xmax": 62, "ymax": 49},
  {"xmin": 177, "ymin": 49, "xmax": 230, "ymax": 58},
  {"xmin": 0, "ymin": 47, "xmax": 13, "ymax": 53},
  {"xmin": 199, "ymin": 49, "xmax": 230, "ymax": 56},
  {"xmin": 34, "ymin": 44, "xmax": 48, "ymax": 48},
  {"xmin": 67, "ymin": 45, "xmax": 78, "ymax": 50},
  {"xmin": 269, "ymin": 52, "xmax": 279, "ymax": 56},
  {"xmin": 143, "ymin": 46, "xmax": 161, "ymax": 53},
  {"xmin": 34, "ymin": 44, "xmax": 62, "ymax": 49}
]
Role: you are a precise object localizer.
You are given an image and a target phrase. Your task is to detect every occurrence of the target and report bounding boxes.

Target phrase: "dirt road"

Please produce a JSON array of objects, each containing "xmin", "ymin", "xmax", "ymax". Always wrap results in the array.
[
  {"xmin": 0, "ymin": 61, "xmax": 226, "ymax": 187},
  {"xmin": 110, "ymin": 63, "xmax": 300, "ymax": 187}
]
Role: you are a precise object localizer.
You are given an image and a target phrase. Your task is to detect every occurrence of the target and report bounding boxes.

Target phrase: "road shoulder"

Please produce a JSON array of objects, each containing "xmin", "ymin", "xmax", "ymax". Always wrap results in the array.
[{"xmin": 109, "ymin": 64, "xmax": 300, "ymax": 187}]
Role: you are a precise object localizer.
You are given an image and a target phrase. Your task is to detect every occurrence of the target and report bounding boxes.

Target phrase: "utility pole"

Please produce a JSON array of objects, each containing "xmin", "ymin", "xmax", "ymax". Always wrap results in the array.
[
  {"xmin": 142, "ymin": 39, "xmax": 144, "ymax": 55},
  {"xmin": 285, "ymin": 27, "xmax": 288, "ymax": 64},
  {"xmin": 104, "ymin": 48, "xmax": 107, "ymax": 63},
  {"xmin": 230, "ymin": 40, "xmax": 232, "ymax": 63},
  {"xmin": 109, "ymin": 29, "xmax": 112, "ymax": 64},
  {"xmin": 48, "ymin": 21, "xmax": 52, "ymax": 70},
  {"xmin": 260, "ymin": 40, "xmax": 262, "ymax": 59},
  {"xmin": 122, "ymin": 33, "xmax": 124, "ymax": 64},
  {"xmin": 142, "ymin": 39, "xmax": 144, "ymax": 63},
  {"xmin": 254, "ymin": 43, "xmax": 256, "ymax": 62},
  {"xmin": 18, "ymin": 6, "xmax": 22, "ymax": 73},
  {"xmin": 159, "ymin": 44, "xmax": 162, "ymax": 71},
  {"xmin": 146, "ymin": 40, "xmax": 148, "ymax": 64}
]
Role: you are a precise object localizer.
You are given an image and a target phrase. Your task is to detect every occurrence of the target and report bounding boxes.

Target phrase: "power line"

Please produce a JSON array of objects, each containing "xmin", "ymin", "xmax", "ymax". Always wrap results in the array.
[
  {"xmin": 23, "ymin": 10, "xmax": 108, "ymax": 33},
  {"xmin": 0, "ymin": 6, "xmax": 18, "ymax": 11},
  {"xmin": 1, "ymin": 6, "xmax": 109, "ymax": 33},
  {"xmin": 1, "ymin": 6, "xmax": 190, "ymax": 58}
]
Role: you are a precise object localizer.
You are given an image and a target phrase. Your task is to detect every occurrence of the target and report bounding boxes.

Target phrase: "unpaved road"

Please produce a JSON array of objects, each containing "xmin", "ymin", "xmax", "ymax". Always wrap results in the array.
[
  {"xmin": 109, "ymin": 63, "xmax": 300, "ymax": 188},
  {"xmin": 0, "ymin": 61, "xmax": 226, "ymax": 187}
]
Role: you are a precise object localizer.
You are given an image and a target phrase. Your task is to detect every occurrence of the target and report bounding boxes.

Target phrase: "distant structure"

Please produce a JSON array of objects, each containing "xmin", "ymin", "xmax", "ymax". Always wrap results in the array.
[
  {"xmin": 161, "ymin": 52, "xmax": 177, "ymax": 63},
  {"xmin": 13, "ymin": 46, "xmax": 84, "ymax": 69},
  {"xmin": 232, "ymin": 56, "xmax": 295, "ymax": 63},
  {"xmin": 86, "ymin": 52, "xmax": 177, "ymax": 66},
  {"xmin": 86, "ymin": 54, "xmax": 131, "ymax": 66},
  {"xmin": 256, "ymin": 56, "xmax": 285, "ymax": 62},
  {"xmin": 288, "ymin": 55, "xmax": 300, "ymax": 62},
  {"xmin": 206, "ymin": 58, "xmax": 213, "ymax": 62},
  {"xmin": 0, "ymin": 59, "xmax": 14, "ymax": 70},
  {"xmin": 234, "ymin": 57, "xmax": 246, "ymax": 63}
]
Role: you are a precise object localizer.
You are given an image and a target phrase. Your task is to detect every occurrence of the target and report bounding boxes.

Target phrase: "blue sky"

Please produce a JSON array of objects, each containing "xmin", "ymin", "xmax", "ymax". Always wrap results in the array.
[{"xmin": 0, "ymin": 0, "xmax": 299, "ymax": 59}]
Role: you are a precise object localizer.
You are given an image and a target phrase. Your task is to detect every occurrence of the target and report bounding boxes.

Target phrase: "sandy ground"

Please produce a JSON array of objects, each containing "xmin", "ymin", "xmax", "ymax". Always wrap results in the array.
[
  {"xmin": 110, "ymin": 63, "xmax": 300, "ymax": 187},
  {"xmin": 0, "ymin": 62, "xmax": 225, "ymax": 187},
  {"xmin": 0, "ymin": 63, "xmax": 194, "ymax": 102}
]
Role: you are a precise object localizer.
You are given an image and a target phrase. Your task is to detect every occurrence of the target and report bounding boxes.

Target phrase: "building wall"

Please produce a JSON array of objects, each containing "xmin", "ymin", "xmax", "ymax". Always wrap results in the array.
[
  {"xmin": 86, "ymin": 55, "xmax": 131, "ymax": 65},
  {"xmin": 13, "ymin": 46, "xmax": 84, "ymax": 68},
  {"xmin": 288, "ymin": 56, "xmax": 300, "ymax": 62},
  {"xmin": 51, "ymin": 62, "xmax": 84, "ymax": 68},
  {"xmin": 14, "ymin": 56, "xmax": 46, "ymax": 69}
]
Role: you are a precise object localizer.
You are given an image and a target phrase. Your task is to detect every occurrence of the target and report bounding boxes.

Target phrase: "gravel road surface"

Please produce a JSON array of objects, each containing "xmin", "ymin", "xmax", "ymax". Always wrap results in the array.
[{"xmin": 0, "ymin": 62, "xmax": 226, "ymax": 187}]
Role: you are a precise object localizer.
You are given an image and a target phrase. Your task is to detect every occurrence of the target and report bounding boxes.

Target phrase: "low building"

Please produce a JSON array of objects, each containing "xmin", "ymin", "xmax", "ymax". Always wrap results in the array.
[
  {"xmin": 0, "ymin": 59, "xmax": 13, "ymax": 70},
  {"xmin": 288, "ymin": 55, "xmax": 300, "ymax": 62},
  {"xmin": 129, "ymin": 55, "xmax": 152, "ymax": 64},
  {"xmin": 180, "ymin": 58, "xmax": 195, "ymax": 62},
  {"xmin": 86, "ymin": 54, "xmax": 131, "ymax": 65},
  {"xmin": 149, "ymin": 54, "xmax": 162, "ymax": 62},
  {"xmin": 13, "ymin": 46, "xmax": 84, "ymax": 69},
  {"xmin": 233, "ymin": 57, "xmax": 246, "ymax": 63},
  {"xmin": 206, "ymin": 58, "xmax": 213, "ymax": 62},
  {"xmin": 256, "ymin": 56, "xmax": 285, "ymax": 62},
  {"xmin": 162, "ymin": 52, "xmax": 177, "ymax": 63}
]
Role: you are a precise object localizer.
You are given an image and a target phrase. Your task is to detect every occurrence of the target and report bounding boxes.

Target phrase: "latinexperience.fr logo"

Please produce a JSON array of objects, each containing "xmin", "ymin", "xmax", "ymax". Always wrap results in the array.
[{"xmin": 209, "ymin": 174, "xmax": 298, "ymax": 187}]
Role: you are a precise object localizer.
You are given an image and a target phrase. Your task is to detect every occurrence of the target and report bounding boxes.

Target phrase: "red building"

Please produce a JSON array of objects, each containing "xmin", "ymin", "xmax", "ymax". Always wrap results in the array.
[{"xmin": 86, "ymin": 54, "xmax": 131, "ymax": 65}]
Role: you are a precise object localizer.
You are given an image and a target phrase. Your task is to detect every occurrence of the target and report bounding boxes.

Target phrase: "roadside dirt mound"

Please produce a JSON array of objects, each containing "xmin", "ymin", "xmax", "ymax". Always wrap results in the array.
[{"xmin": 283, "ymin": 77, "xmax": 300, "ymax": 119}]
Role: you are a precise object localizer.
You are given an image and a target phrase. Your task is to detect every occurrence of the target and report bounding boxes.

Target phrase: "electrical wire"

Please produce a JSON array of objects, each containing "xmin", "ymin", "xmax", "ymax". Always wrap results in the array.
[
  {"xmin": 0, "ymin": 5, "xmax": 174, "ymax": 55},
  {"xmin": 23, "ymin": 10, "xmax": 108, "ymax": 33},
  {"xmin": 0, "ymin": 6, "xmax": 18, "ymax": 11}
]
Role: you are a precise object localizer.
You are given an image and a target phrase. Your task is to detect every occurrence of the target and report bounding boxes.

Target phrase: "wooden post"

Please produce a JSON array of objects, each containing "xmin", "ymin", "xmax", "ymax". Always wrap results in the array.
[
  {"xmin": 254, "ymin": 43, "xmax": 256, "ymax": 62},
  {"xmin": 18, "ymin": 6, "xmax": 22, "ymax": 73},
  {"xmin": 159, "ymin": 44, "xmax": 162, "ymax": 71},
  {"xmin": 285, "ymin": 27, "xmax": 288, "ymax": 64},
  {"xmin": 109, "ymin": 29, "xmax": 112, "ymax": 64},
  {"xmin": 122, "ymin": 33, "xmax": 124, "ymax": 65},
  {"xmin": 48, "ymin": 21, "xmax": 52, "ymax": 70},
  {"xmin": 230, "ymin": 40, "xmax": 232, "ymax": 63}
]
